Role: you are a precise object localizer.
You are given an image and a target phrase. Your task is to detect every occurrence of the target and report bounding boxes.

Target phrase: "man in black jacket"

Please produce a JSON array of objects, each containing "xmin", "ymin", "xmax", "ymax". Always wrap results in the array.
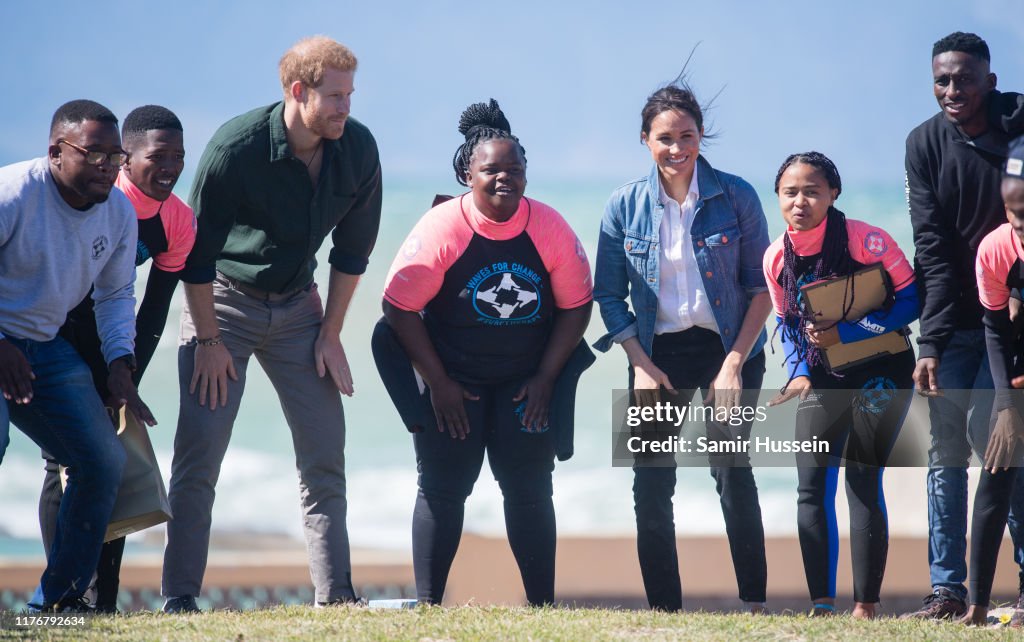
[{"xmin": 903, "ymin": 31, "xmax": 1024, "ymax": 619}]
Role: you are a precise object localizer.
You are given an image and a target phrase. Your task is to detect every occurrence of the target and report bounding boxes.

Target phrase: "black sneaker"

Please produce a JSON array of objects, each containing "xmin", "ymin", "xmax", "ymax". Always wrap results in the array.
[
  {"xmin": 162, "ymin": 595, "xmax": 201, "ymax": 614},
  {"xmin": 29, "ymin": 596, "xmax": 95, "ymax": 614},
  {"xmin": 899, "ymin": 588, "xmax": 967, "ymax": 620},
  {"xmin": 93, "ymin": 602, "xmax": 119, "ymax": 615}
]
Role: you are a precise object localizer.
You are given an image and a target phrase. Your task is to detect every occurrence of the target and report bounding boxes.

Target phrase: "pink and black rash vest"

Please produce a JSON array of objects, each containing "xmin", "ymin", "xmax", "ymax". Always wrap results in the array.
[
  {"xmin": 762, "ymin": 217, "xmax": 917, "ymax": 378},
  {"xmin": 976, "ymin": 222, "xmax": 1024, "ymax": 406},
  {"xmin": 384, "ymin": 194, "xmax": 593, "ymax": 384},
  {"xmin": 114, "ymin": 172, "xmax": 195, "ymax": 271}
]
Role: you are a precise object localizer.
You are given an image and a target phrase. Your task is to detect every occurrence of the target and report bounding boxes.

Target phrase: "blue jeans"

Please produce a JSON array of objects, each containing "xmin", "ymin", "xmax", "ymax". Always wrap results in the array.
[
  {"xmin": 927, "ymin": 329, "xmax": 1024, "ymax": 598},
  {"xmin": 2, "ymin": 336, "xmax": 125, "ymax": 608}
]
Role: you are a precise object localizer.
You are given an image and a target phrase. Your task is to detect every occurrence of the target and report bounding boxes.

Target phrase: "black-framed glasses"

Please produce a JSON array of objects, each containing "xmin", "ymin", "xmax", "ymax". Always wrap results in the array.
[{"xmin": 57, "ymin": 139, "xmax": 129, "ymax": 168}]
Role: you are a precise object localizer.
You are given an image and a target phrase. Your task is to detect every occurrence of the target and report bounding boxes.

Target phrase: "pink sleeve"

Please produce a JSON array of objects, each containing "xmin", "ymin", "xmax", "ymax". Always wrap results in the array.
[
  {"xmin": 976, "ymin": 225, "xmax": 1013, "ymax": 311},
  {"xmin": 152, "ymin": 195, "xmax": 196, "ymax": 273},
  {"xmin": 762, "ymin": 237, "xmax": 786, "ymax": 316},
  {"xmin": 526, "ymin": 201, "xmax": 593, "ymax": 309},
  {"xmin": 383, "ymin": 201, "xmax": 472, "ymax": 312},
  {"xmin": 848, "ymin": 220, "xmax": 915, "ymax": 291}
]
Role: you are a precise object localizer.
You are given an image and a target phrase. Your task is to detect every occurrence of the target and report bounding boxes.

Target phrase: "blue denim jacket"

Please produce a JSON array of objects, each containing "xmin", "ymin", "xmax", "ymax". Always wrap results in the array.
[{"xmin": 593, "ymin": 156, "xmax": 770, "ymax": 358}]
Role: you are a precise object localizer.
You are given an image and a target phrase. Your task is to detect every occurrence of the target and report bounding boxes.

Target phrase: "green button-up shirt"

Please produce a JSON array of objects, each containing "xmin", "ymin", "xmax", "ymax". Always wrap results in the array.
[{"xmin": 182, "ymin": 101, "xmax": 382, "ymax": 293}]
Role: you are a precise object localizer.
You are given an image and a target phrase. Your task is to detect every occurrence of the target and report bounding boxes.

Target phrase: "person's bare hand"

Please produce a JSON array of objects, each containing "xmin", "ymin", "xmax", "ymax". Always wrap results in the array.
[
  {"xmin": 768, "ymin": 376, "xmax": 814, "ymax": 407},
  {"xmin": 913, "ymin": 357, "xmax": 942, "ymax": 397},
  {"xmin": 429, "ymin": 375, "xmax": 479, "ymax": 440},
  {"xmin": 513, "ymin": 373, "xmax": 555, "ymax": 433},
  {"xmin": 189, "ymin": 342, "xmax": 238, "ymax": 410},
  {"xmin": 705, "ymin": 358, "xmax": 742, "ymax": 415},
  {"xmin": 984, "ymin": 407, "xmax": 1024, "ymax": 473},
  {"xmin": 107, "ymin": 359, "xmax": 156, "ymax": 426},
  {"xmin": 632, "ymin": 361, "xmax": 675, "ymax": 410},
  {"xmin": 315, "ymin": 332, "xmax": 353, "ymax": 396},
  {"xmin": 0, "ymin": 340, "xmax": 34, "ymax": 404},
  {"xmin": 805, "ymin": 322, "xmax": 840, "ymax": 348}
]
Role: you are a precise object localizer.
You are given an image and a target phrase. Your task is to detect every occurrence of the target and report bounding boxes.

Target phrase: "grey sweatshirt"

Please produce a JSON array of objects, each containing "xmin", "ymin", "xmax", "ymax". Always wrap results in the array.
[{"xmin": 0, "ymin": 158, "xmax": 136, "ymax": 364}]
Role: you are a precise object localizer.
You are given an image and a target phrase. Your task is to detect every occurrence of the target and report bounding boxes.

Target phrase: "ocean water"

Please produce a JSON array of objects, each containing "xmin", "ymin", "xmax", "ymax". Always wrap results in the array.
[{"xmin": 0, "ymin": 177, "xmax": 976, "ymax": 557}]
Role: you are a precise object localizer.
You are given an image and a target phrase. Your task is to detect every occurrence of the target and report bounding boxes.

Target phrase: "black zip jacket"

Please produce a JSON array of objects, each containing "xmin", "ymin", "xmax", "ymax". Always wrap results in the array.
[{"xmin": 906, "ymin": 90, "xmax": 1024, "ymax": 360}]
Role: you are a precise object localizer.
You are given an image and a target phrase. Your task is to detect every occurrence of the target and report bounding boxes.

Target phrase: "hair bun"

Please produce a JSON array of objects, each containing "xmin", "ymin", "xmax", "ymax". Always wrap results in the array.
[{"xmin": 457, "ymin": 99, "xmax": 511, "ymax": 138}]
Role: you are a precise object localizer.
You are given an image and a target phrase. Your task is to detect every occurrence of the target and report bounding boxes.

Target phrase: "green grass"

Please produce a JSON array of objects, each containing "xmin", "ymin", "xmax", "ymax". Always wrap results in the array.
[{"xmin": 0, "ymin": 606, "xmax": 1018, "ymax": 641}]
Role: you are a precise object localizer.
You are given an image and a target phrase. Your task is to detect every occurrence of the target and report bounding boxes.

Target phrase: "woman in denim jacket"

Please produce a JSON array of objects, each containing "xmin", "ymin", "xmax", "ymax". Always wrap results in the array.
[{"xmin": 593, "ymin": 85, "xmax": 773, "ymax": 613}]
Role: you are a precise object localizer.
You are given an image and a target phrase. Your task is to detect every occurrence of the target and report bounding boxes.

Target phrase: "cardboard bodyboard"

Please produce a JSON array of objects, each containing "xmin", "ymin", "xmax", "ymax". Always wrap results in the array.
[
  {"xmin": 800, "ymin": 264, "xmax": 910, "ymax": 372},
  {"xmin": 61, "ymin": 408, "xmax": 172, "ymax": 542}
]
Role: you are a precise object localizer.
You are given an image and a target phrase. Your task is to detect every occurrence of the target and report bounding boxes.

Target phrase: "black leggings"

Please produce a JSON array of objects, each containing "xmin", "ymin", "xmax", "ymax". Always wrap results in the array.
[
  {"xmin": 794, "ymin": 350, "xmax": 914, "ymax": 603},
  {"xmin": 970, "ymin": 466, "xmax": 1020, "ymax": 606},
  {"xmin": 412, "ymin": 378, "xmax": 556, "ymax": 606},
  {"xmin": 39, "ymin": 454, "xmax": 125, "ymax": 609},
  {"xmin": 372, "ymin": 318, "xmax": 594, "ymax": 606}
]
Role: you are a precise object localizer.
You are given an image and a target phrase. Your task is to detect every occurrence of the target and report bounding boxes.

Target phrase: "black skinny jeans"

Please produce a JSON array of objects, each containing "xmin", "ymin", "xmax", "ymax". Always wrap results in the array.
[{"xmin": 632, "ymin": 327, "xmax": 768, "ymax": 610}]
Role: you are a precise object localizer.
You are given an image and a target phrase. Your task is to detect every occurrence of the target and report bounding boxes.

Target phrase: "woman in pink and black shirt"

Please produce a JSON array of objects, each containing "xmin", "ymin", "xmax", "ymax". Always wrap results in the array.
[
  {"xmin": 764, "ymin": 152, "xmax": 919, "ymax": 617},
  {"xmin": 377, "ymin": 100, "xmax": 592, "ymax": 605}
]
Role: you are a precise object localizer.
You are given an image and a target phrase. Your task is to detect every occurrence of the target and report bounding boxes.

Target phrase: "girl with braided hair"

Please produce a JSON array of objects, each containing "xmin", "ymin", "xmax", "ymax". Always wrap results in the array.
[
  {"xmin": 376, "ymin": 99, "xmax": 593, "ymax": 605},
  {"xmin": 594, "ymin": 83, "xmax": 772, "ymax": 613},
  {"xmin": 762, "ymin": 152, "xmax": 919, "ymax": 617}
]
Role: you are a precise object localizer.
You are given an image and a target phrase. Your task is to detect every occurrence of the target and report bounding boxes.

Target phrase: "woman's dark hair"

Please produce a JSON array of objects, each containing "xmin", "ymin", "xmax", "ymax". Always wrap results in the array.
[
  {"xmin": 772, "ymin": 152, "xmax": 854, "ymax": 379},
  {"xmin": 773, "ymin": 151, "xmax": 842, "ymax": 197},
  {"xmin": 640, "ymin": 48, "xmax": 720, "ymax": 145},
  {"xmin": 452, "ymin": 99, "xmax": 526, "ymax": 186},
  {"xmin": 641, "ymin": 85, "xmax": 706, "ymax": 136}
]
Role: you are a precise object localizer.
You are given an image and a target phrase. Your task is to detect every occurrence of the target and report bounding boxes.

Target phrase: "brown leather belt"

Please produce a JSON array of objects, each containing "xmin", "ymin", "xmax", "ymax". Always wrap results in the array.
[{"xmin": 215, "ymin": 272, "xmax": 313, "ymax": 302}]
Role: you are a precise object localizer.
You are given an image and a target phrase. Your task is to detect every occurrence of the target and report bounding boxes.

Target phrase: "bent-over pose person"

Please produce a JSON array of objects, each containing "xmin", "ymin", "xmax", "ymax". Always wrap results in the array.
[
  {"xmin": 0, "ymin": 99, "xmax": 153, "ymax": 612},
  {"xmin": 764, "ymin": 152, "xmax": 919, "ymax": 618},
  {"xmin": 379, "ymin": 99, "xmax": 592, "ymax": 605},
  {"xmin": 161, "ymin": 36, "xmax": 382, "ymax": 612},
  {"xmin": 964, "ymin": 136, "xmax": 1024, "ymax": 627},
  {"xmin": 37, "ymin": 105, "xmax": 194, "ymax": 613},
  {"xmin": 593, "ymin": 82, "xmax": 771, "ymax": 613}
]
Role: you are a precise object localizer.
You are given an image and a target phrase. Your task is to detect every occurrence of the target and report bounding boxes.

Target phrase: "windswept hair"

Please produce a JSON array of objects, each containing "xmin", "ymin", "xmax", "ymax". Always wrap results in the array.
[
  {"xmin": 640, "ymin": 45, "xmax": 720, "ymax": 145},
  {"xmin": 451, "ymin": 98, "xmax": 526, "ymax": 186},
  {"xmin": 49, "ymin": 99, "xmax": 117, "ymax": 138}
]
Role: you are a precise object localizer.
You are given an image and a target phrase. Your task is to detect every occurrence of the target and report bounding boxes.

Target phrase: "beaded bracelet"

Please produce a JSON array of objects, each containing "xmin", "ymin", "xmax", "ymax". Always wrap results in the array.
[{"xmin": 195, "ymin": 335, "xmax": 224, "ymax": 347}]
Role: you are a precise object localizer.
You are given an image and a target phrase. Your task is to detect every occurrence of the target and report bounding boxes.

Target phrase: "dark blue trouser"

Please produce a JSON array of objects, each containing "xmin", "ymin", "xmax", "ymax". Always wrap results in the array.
[{"xmin": 1, "ymin": 336, "xmax": 125, "ymax": 608}]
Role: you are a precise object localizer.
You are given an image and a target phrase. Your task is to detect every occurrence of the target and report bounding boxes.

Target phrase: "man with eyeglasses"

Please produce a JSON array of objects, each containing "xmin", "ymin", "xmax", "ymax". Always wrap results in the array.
[{"xmin": 0, "ymin": 99, "xmax": 154, "ymax": 612}]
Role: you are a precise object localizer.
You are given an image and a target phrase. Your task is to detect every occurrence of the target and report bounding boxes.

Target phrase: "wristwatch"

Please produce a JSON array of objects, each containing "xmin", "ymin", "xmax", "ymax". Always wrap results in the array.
[{"xmin": 110, "ymin": 353, "xmax": 138, "ymax": 372}]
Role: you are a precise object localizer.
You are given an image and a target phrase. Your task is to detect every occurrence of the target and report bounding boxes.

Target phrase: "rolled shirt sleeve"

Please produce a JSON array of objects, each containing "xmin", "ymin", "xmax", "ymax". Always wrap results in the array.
[
  {"xmin": 180, "ymin": 145, "xmax": 239, "ymax": 285},
  {"xmin": 593, "ymin": 196, "xmax": 639, "ymax": 352},
  {"xmin": 329, "ymin": 135, "xmax": 382, "ymax": 276},
  {"xmin": 732, "ymin": 178, "xmax": 771, "ymax": 295}
]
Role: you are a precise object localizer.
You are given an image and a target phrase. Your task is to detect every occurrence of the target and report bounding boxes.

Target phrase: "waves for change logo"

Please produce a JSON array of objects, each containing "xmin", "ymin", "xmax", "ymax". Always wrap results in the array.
[{"xmin": 473, "ymin": 271, "xmax": 541, "ymax": 321}]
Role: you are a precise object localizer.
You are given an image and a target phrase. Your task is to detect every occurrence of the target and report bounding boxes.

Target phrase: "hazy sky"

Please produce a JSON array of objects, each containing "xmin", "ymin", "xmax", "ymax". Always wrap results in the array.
[{"xmin": 2, "ymin": 1, "xmax": 1021, "ymax": 188}]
